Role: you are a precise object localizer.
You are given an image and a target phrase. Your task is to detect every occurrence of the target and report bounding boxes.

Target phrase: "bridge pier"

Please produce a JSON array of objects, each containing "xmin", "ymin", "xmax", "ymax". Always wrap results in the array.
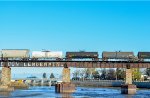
[
  {"xmin": 1, "ymin": 66, "xmax": 11, "ymax": 86},
  {"xmin": 55, "ymin": 64, "xmax": 75, "ymax": 93},
  {"xmin": 0, "ymin": 62, "xmax": 14, "ymax": 91},
  {"xmin": 121, "ymin": 67, "xmax": 136, "ymax": 95}
]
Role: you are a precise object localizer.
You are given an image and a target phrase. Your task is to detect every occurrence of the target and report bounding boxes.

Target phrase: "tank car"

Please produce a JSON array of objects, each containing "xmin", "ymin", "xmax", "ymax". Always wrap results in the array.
[
  {"xmin": 32, "ymin": 51, "xmax": 63, "ymax": 60},
  {"xmin": 138, "ymin": 52, "xmax": 150, "ymax": 61},
  {"xmin": 102, "ymin": 51, "xmax": 135, "ymax": 61},
  {"xmin": 32, "ymin": 51, "xmax": 46, "ymax": 59},
  {"xmin": 66, "ymin": 51, "xmax": 98, "ymax": 60},
  {"xmin": 1, "ymin": 49, "xmax": 29, "ymax": 60}
]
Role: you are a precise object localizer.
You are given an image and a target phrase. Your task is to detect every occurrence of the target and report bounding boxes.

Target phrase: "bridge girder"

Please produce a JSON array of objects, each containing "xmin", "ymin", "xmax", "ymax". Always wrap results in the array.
[{"xmin": 0, "ymin": 61, "xmax": 150, "ymax": 68}]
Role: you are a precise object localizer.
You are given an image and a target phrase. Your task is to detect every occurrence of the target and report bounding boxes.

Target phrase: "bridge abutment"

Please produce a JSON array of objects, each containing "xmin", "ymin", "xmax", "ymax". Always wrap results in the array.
[
  {"xmin": 121, "ymin": 67, "xmax": 136, "ymax": 94},
  {"xmin": 55, "ymin": 65, "xmax": 75, "ymax": 93}
]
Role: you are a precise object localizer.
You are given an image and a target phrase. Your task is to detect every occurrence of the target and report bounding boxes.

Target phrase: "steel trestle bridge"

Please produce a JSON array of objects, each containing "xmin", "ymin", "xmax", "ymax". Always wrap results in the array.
[{"xmin": 0, "ymin": 59, "xmax": 150, "ymax": 68}]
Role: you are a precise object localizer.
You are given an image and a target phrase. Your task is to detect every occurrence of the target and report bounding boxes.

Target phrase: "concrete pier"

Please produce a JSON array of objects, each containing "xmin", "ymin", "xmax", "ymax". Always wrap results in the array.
[
  {"xmin": 0, "ymin": 65, "xmax": 14, "ymax": 91},
  {"xmin": 55, "ymin": 66, "xmax": 75, "ymax": 93},
  {"xmin": 125, "ymin": 69, "xmax": 132, "ymax": 84},
  {"xmin": 121, "ymin": 68, "xmax": 136, "ymax": 94},
  {"xmin": 121, "ymin": 84, "xmax": 136, "ymax": 95},
  {"xmin": 55, "ymin": 82, "xmax": 75, "ymax": 93},
  {"xmin": 62, "ymin": 67, "xmax": 71, "ymax": 83}
]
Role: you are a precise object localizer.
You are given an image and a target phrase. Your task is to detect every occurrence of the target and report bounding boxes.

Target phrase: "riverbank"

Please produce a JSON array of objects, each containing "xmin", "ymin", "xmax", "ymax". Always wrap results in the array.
[{"xmin": 72, "ymin": 80, "xmax": 150, "ymax": 89}]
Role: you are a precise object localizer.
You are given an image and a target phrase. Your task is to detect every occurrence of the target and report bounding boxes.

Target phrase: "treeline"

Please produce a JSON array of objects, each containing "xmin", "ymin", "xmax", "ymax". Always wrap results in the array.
[{"xmin": 72, "ymin": 68, "xmax": 146, "ymax": 81}]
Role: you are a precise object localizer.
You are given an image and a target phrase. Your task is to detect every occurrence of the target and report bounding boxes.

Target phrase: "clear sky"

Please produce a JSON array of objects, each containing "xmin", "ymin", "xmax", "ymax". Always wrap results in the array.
[{"xmin": 0, "ymin": 1, "xmax": 150, "ymax": 78}]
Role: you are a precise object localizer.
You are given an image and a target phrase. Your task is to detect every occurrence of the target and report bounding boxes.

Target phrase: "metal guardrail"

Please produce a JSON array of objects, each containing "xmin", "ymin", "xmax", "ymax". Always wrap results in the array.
[{"xmin": 1, "ymin": 59, "xmax": 150, "ymax": 63}]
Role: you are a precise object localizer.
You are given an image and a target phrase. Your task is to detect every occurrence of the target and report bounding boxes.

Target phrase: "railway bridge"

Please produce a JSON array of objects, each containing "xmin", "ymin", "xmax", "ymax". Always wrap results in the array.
[{"xmin": 0, "ymin": 60, "xmax": 150, "ymax": 94}]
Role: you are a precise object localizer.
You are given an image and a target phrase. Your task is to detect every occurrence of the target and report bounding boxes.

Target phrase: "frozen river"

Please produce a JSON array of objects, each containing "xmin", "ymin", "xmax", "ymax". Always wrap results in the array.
[{"xmin": 0, "ymin": 86, "xmax": 150, "ymax": 98}]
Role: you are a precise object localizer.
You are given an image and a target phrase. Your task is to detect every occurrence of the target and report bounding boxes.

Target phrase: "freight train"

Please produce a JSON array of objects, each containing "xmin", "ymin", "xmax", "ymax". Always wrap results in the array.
[{"xmin": 0, "ymin": 49, "xmax": 150, "ymax": 61}]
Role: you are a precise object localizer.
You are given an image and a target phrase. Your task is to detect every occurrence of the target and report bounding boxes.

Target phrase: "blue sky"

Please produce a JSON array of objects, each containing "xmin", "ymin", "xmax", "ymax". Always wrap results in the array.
[
  {"xmin": 0, "ymin": 1, "xmax": 150, "ymax": 54},
  {"xmin": 0, "ymin": 1, "xmax": 150, "ymax": 78}
]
